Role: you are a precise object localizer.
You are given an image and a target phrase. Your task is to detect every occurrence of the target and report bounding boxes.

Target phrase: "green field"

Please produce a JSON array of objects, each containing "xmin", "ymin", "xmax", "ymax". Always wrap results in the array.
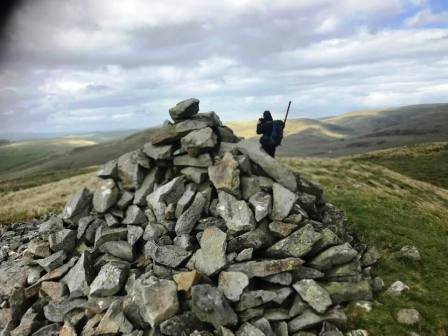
[
  {"xmin": 355, "ymin": 142, "xmax": 448, "ymax": 189},
  {"xmin": 285, "ymin": 158, "xmax": 448, "ymax": 335}
]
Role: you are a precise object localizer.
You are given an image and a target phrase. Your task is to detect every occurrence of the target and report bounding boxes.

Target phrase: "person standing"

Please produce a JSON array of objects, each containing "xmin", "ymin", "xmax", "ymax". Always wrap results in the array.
[{"xmin": 256, "ymin": 110, "xmax": 283, "ymax": 157}]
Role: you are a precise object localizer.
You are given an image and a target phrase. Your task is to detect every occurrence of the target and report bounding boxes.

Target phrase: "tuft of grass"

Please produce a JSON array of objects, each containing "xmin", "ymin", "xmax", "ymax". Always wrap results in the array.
[{"xmin": 285, "ymin": 158, "xmax": 448, "ymax": 335}]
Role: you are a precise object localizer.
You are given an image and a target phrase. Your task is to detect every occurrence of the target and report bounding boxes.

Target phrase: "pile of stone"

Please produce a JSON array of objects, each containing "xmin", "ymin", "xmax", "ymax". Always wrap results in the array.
[{"xmin": 0, "ymin": 98, "xmax": 382, "ymax": 336}]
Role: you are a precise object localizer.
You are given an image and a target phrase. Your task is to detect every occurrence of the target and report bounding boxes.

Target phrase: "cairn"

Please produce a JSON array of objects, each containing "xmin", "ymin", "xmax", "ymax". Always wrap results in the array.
[{"xmin": 0, "ymin": 98, "xmax": 381, "ymax": 336}]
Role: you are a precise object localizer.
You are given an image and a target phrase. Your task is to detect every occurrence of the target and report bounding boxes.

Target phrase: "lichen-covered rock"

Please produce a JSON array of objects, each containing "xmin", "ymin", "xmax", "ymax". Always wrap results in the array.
[
  {"xmin": 218, "ymin": 271, "xmax": 249, "ymax": 302},
  {"xmin": 181, "ymin": 127, "xmax": 218, "ymax": 157},
  {"xmin": 93, "ymin": 179, "xmax": 119, "ymax": 213},
  {"xmin": 89, "ymin": 262, "xmax": 129, "ymax": 297},
  {"xmin": 217, "ymin": 191, "xmax": 255, "ymax": 234},
  {"xmin": 293, "ymin": 279, "xmax": 332, "ymax": 314},
  {"xmin": 195, "ymin": 227, "xmax": 227, "ymax": 276},
  {"xmin": 272, "ymin": 183, "xmax": 299, "ymax": 221},
  {"xmin": 249, "ymin": 192, "xmax": 272, "ymax": 222}
]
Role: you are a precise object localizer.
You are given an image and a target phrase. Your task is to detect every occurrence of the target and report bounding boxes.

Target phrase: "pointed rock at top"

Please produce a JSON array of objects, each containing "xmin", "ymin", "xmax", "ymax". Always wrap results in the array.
[{"xmin": 169, "ymin": 98, "xmax": 200, "ymax": 121}]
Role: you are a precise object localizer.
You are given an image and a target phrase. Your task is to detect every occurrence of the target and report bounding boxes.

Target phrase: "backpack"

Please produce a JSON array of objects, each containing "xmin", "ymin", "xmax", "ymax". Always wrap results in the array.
[{"xmin": 270, "ymin": 120, "xmax": 284, "ymax": 146}]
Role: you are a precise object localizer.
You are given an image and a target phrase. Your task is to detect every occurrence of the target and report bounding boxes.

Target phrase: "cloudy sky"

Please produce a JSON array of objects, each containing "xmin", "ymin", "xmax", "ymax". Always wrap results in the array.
[{"xmin": 1, "ymin": 0, "xmax": 448, "ymax": 136}]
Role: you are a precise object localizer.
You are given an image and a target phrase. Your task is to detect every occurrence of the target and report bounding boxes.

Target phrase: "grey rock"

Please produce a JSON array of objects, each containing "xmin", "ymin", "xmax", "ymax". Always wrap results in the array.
[
  {"xmin": 227, "ymin": 222, "xmax": 274, "ymax": 253},
  {"xmin": 160, "ymin": 312, "xmax": 208, "ymax": 336},
  {"xmin": 97, "ymin": 159, "xmax": 118, "ymax": 179},
  {"xmin": 36, "ymin": 250, "xmax": 66, "ymax": 272},
  {"xmin": 127, "ymin": 225, "xmax": 144, "ymax": 246},
  {"xmin": 93, "ymin": 179, "xmax": 119, "ymax": 213},
  {"xmin": 268, "ymin": 221, "xmax": 297, "ymax": 238},
  {"xmin": 89, "ymin": 262, "xmax": 129, "ymax": 296},
  {"xmin": 289, "ymin": 295, "xmax": 308, "ymax": 317},
  {"xmin": 143, "ymin": 142, "xmax": 174, "ymax": 160},
  {"xmin": 325, "ymin": 258, "xmax": 361, "ymax": 280},
  {"xmin": 240, "ymin": 176, "xmax": 261, "ymax": 200},
  {"xmin": 217, "ymin": 126, "xmax": 240, "ymax": 143},
  {"xmin": 117, "ymin": 151, "xmax": 146, "ymax": 190},
  {"xmin": 147, "ymin": 177, "xmax": 185, "ymax": 222},
  {"xmin": 175, "ymin": 184, "xmax": 197, "ymax": 218},
  {"xmin": 195, "ymin": 227, "xmax": 227, "ymax": 276},
  {"xmin": 128, "ymin": 275, "xmax": 179, "ymax": 328},
  {"xmin": 372, "ymin": 276, "xmax": 384, "ymax": 292},
  {"xmin": 217, "ymin": 191, "xmax": 256, "ymax": 233},
  {"xmin": 105, "ymin": 213, "xmax": 120, "ymax": 227},
  {"xmin": 310, "ymin": 228, "xmax": 342, "ymax": 255},
  {"xmin": 28, "ymin": 240, "xmax": 50, "ymax": 258},
  {"xmin": 236, "ymin": 248, "xmax": 253, "ymax": 262},
  {"xmin": 175, "ymin": 192, "xmax": 206, "ymax": 235},
  {"xmin": 173, "ymin": 234, "xmax": 195, "ymax": 251},
  {"xmin": 236, "ymin": 323, "xmax": 265, "ymax": 336},
  {"xmin": 237, "ymin": 290, "xmax": 277, "ymax": 311},
  {"xmin": 99, "ymin": 241, "xmax": 134, "ymax": 262},
  {"xmin": 143, "ymin": 222, "xmax": 168, "ymax": 241},
  {"xmin": 288, "ymin": 309, "xmax": 347, "ymax": 333},
  {"xmin": 264, "ymin": 308, "xmax": 290, "ymax": 321},
  {"xmin": 293, "ymin": 279, "xmax": 332, "ymax": 314},
  {"xmin": 96, "ymin": 299, "xmax": 133, "ymax": 335},
  {"xmin": 61, "ymin": 187, "xmax": 93, "ymax": 223},
  {"xmin": 309, "ymin": 243, "xmax": 358, "ymax": 271},
  {"xmin": 264, "ymin": 272, "xmax": 293, "ymax": 286},
  {"xmin": 252, "ymin": 318, "xmax": 275, "ymax": 336},
  {"xmin": 294, "ymin": 266, "xmax": 325, "ymax": 280},
  {"xmin": 272, "ymin": 287, "xmax": 293, "ymax": 304},
  {"xmin": 218, "ymin": 271, "xmax": 249, "ymax": 302},
  {"xmin": 239, "ymin": 308, "xmax": 264, "ymax": 322},
  {"xmin": 117, "ymin": 191, "xmax": 134, "ymax": 209},
  {"xmin": 31, "ymin": 323, "xmax": 60, "ymax": 336},
  {"xmin": 209, "ymin": 152, "xmax": 240, "ymax": 196},
  {"xmin": 150, "ymin": 123, "xmax": 183, "ymax": 145},
  {"xmin": 181, "ymin": 167, "xmax": 208, "ymax": 184},
  {"xmin": 174, "ymin": 119, "xmax": 214, "ymax": 135},
  {"xmin": 227, "ymin": 258, "xmax": 303, "ymax": 278},
  {"xmin": 48, "ymin": 229, "xmax": 76, "ymax": 253},
  {"xmin": 174, "ymin": 153, "xmax": 213, "ymax": 167},
  {"xmin": 249, "ymin": 192, "xmax": 272, "ymax": 222},
  {"xmin": 323, "ymin": 281, "xmax": 373, "ymax": 304},
  {"xmin": 181, "ymin": 127, "xmax": 217, "ymax": 157},
  {"xmin": 386, "ymin": 280, "xmax": 409, "ymax": 296},
  {"xmin": 169, "ymin": 98, "xmax": 200, "ymax": 121},
  {"xmin": 27, "ymin": 267, "xmax": 43, "ymax": 285},
  {"xmin": 43, "ymin": 298, "xmax": 87, "ymax": 323},
  {"xmin": 134, "ymin": 168, "xmax": 163, "ymax": 206},
  {"xmin": 144, "ymin": 241, "xmax": 192, "ymax": 268},
  {"xmin": 237, "ymin": 140, "xmax": 297, "ymax": 192},
  {"xmin": 95, "ymin": 226, "xmax": 128, "ymax": 248},
  {"xmin": 62, "ymin": 251, "xmax": 94, "ymax": 297},
  {"xmin": 39, "ymin": 217, "xmax": 64, "ymax": 236},
  {"xmin": 361, "ymin": 246, "xmax": 380, "ymax": 266},
  {"xmin": 191, "ymin": 284, "xmax": 238, "ymax": 328},
  {"xmin": 398, "ymin": 245, "xmax": 420, "ymax": 261},
  {"xmin": 272, "ymin": 183, "xmax": 298, "ymax": 221},
  {"xmin": 396, "ymin": 308, "xmax": 421, "ymax": 325},
  {"xmin": 265, "ymin": 224, "xmax": 321, "ymax": 258},
  {"xmin": 123, "ymin": 205, "xmax": 147, "ymax": 225}
]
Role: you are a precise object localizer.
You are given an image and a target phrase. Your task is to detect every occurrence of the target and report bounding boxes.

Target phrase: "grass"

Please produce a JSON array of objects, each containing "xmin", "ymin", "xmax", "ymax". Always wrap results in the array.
[
  {"xmin": 0, "ymin": 170, "xmax": 99, "ymax": 225},
  {"xmin": 355, "ymin": 142, "xmax": 448, "ymax": 189},
  {"xmin": 285, "ymin": 158, "xmax": 448, "ymax": 335},
  {"xmin": 0, "ymin": 139, "xmax": 97, "ymax": 174}
]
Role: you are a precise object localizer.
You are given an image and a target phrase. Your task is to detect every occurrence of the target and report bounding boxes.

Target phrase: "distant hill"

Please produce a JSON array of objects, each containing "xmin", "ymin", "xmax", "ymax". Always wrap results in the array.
[
  {"xmin": 0, "ymin": 128, "xmax": 157, "ymax": 180},
  {"xmin": 0, "ymin": 139, "xmax": 11, "ymax": 146},
  {"xmin": 230, "ymin": 103, "xmax": 448, "ymax": 157},
  {"xmin": 1, "ymin": 103, "xmax": 447, "ymax": 180}
]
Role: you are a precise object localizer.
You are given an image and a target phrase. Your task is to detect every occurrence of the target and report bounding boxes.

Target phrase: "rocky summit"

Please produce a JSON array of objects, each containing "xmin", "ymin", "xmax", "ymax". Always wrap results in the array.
[{"xmin": 0, "ymin": 98, "xmax": 381, "ymax": 336}]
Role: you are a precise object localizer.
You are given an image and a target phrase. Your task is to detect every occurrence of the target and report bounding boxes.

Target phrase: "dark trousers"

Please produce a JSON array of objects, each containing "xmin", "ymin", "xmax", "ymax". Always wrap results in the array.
[{"xmin": 262, "ymin": 144, "xmax": 276, "ymax": 158}]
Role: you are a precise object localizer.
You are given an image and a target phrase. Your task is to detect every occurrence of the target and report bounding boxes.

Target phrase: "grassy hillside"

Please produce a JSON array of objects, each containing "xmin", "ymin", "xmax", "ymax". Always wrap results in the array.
[
  {"xmin": 284, "ymin": 158, "xmax": 448, "ymax": 335},
  {"xmin": 0, "ymin": 139, "xmax": 97, "ymax": 174},
  {"xmin": 355, "ymin": 142, "xmax": 448, "ymax": 189}
]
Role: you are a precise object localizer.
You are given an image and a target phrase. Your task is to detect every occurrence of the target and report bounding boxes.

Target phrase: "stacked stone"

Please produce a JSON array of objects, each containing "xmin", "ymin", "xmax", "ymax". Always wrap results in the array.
[{"xmin": 0, "ymin": 98, "xmax": 381, "ymax": 336}]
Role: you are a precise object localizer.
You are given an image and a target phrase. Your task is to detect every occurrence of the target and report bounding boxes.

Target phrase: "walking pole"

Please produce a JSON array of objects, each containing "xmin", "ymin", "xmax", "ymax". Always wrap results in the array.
[{"xmin": 283, "ymin": 101, "xmax": 292, "ymax": 126}]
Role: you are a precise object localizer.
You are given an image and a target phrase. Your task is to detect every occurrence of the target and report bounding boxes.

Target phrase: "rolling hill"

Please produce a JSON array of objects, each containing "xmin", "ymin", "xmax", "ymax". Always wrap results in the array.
[{"xmin": 1, "ymin": 103, "xmax": 447, "ymax": 181}]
